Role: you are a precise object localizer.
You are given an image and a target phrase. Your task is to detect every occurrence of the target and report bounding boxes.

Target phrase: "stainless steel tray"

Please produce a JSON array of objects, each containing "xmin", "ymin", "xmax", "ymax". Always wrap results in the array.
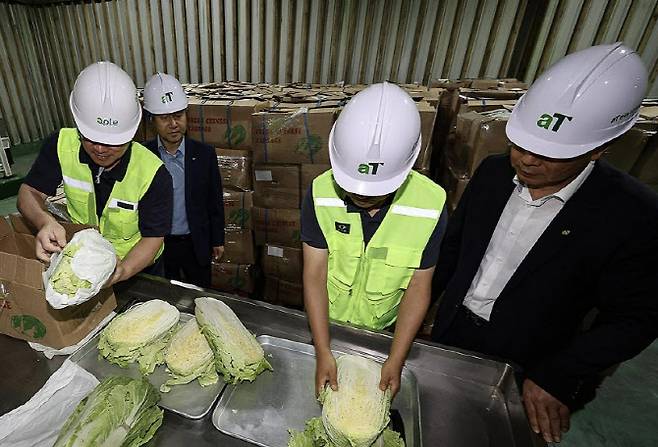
[
  {"xmin": 69, "ymin": 312, "xmax": 226, "ymax": 419},
  {"xmin": 212, "ymin": 335, "xmax": 421, "ymax": 447}
]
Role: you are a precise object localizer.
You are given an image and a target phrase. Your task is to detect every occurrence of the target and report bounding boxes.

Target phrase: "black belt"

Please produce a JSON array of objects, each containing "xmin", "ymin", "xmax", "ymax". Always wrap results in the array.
[
  {"xmin": 458, "ymin": 305, "xmax": 490, "ymax": 328},
  {"xmin": 165, "ymin": 234, "xmax": 191, "ymax": 241}
]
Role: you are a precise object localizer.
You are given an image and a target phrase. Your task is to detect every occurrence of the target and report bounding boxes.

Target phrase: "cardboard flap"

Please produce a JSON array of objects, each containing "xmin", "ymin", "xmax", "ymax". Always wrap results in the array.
[
  {"xmin": 9, "ymin": 213, "xmax": 38, "ymax": 235},
  {"xmin": 0, "ymin": 216, "xmax": 12, "ymax": 238}
]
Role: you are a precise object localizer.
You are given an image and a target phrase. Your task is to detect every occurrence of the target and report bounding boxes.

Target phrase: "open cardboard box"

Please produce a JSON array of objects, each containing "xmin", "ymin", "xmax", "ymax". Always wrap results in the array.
[{"xmin": 0, "ymin": 214, "xmax": 117, "ymax": 349}]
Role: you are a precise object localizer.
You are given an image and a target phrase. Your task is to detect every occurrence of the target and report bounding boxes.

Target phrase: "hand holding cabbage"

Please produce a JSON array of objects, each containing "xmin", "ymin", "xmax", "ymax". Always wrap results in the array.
[
  {"xmin": 289, "ymin": 355, "xmax": 405, "ymax": 447},
  {"xmin": 44, "ymin": 228, "xmax": 117, "ymax": 309}
]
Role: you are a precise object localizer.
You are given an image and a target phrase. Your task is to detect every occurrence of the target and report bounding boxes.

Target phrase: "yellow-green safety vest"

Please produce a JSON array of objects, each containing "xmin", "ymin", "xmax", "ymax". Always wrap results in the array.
[
  {"xmin": 57, "ymin": 128, "xmax": 165, "ymax": 260},
  {"xmin": 313, "ymin": 169, "xmax": 446, "ymax": 330}
]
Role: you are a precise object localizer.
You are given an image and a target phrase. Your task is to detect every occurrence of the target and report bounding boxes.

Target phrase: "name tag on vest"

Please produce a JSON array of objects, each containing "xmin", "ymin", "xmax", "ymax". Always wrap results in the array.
[
  {"xmin": 335, "ymin": 222, "xmax": 351, "ymax": 234},
  {"xmin": 109, "ymin": 199, "xmax": 138, "ymax": 211}
]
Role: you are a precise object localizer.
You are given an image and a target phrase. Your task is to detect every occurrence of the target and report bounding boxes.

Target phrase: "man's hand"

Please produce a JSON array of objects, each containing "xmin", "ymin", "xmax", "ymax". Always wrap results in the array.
[
  {"xmin": 107, "ymin": 260, "xmax": 126, "ymax": 287},
  {"xmin": 523, "ymin": 378, "xmax": 570, "ymax": 443},
  {"xmin": 315, "ymin": 350, "xmax": 338, "ymax": 397},
  {"xmin": 212, "ymin": 245, "xmax": 224, "ymax": 261},
  {"xmin": 379, "ymin": 356, "xmax": 403, "ymax": 397},
  {"xmin": 35, "ymin": 221, "xmax": 66, "ymax": 262}
]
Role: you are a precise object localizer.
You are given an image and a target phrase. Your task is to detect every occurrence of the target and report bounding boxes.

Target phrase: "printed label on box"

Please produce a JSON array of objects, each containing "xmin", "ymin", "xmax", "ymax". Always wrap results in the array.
[
  {"xmin": 267, "ymin": 246, "xmax": 284, "ymax": 257},
  {"xmin": 255, "ymin": 170, "xmax": 273, "ymax": 182}
]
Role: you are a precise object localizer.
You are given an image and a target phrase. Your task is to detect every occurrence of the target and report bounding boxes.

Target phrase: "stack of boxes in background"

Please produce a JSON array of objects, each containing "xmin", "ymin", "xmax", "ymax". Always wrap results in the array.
[
  {"xmin": 251, "ymin": 96, "xmax": 337, "ymax": 309},
  {"xmin": 182, "ymin": 86, "xmax": 269, "ymax": 296}
]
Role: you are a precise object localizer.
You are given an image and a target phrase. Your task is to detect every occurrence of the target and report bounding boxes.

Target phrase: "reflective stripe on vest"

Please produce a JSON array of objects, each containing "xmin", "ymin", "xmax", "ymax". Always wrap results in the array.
[
  {"xmin": 57, "ymin": 128, "xmax": 164, "ymax": 260},
  {"xmin": 313, "ymin": 169, "xmax": 446, "ymax": 330}
]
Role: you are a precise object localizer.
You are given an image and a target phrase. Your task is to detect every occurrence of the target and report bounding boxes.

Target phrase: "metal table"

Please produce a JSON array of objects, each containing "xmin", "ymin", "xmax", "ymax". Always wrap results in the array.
[{"xmin": 0, "ymin": 275, "xmax": 545, "ymax": 447}]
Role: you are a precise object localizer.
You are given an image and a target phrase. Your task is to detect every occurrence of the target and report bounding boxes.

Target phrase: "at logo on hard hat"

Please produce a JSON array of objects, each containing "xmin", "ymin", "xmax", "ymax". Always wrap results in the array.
[
  {"xmin": 96, "ymin": 117, "xmax": 118, "ymax": 127},
  {"xmin": 161, "ymin": 92, "xmax": 174, "ymax": 104},
  {"xmin": 358, "ymin": 162, "xmax": 384, "ymax": 175},
  {"xmin": 536, "ymin": 113, "xmax": 573, "ymax": 132}
]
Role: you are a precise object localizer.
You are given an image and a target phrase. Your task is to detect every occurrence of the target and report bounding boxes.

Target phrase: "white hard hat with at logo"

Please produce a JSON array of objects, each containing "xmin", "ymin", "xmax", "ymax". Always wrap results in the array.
[
  {"xmin": 69, "ymin": 61, "xmax": 142, "ymax": 145},
  {"xmin": 143, "ymin": 72, "xmax": 188, "ymax": 115},
  {"xmin": 506, "ymin": 42, "xmax": 648, "ymax": 159},
  {"xmin": 329, "ymin": 82, "xmax": 421, "ymax": 196}
]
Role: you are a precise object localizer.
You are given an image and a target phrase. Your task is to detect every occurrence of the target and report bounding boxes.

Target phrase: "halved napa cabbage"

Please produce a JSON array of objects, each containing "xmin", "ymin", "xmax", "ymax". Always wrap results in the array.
[
  {"xmin": 194, "ymin": 297, "xmax": 272, "ymax": 384},
  {"xmin": 288, "ymin": 354, "xmax": 405, "ymax": 447},
  {"xmin": 98, "ymin": 299, "xmax": 180, "ymax": 375},
  {"xmin": 160, "ymin": 317, "xmax": 218, "ymax": 392}
]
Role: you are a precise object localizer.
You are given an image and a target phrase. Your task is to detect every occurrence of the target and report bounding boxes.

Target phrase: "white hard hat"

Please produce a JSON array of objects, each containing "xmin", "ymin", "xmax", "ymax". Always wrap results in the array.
[
  {"xmin": 143, "ymin": 72, "xmax": 188, "ymax": 115},
  {"xmin": 329, "ymin": 82, "xmax": 421, "ymax": 196},
  {"xmin": 506, "ymin": 42, "xmax": 648, "ymax": 159},
  {"xmin": 69, "ymin": 61, "xmax": 142, "ymax": 145}
]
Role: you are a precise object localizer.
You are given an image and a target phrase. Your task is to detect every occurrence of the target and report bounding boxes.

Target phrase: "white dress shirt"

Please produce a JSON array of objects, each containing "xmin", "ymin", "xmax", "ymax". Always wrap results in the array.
[{"xmin": 463, "ymin": 162, "xmax": 595, "ymax": 320}]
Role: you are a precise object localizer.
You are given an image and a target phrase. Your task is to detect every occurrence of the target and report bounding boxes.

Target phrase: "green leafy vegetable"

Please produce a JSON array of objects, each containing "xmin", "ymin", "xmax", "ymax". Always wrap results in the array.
[
  {"xmin": 160, "ymin": 317, "xmax": 218, "ymax": 392},
  {"xmin": 195, "ymin": 297, "xmax": 272, "ymax": 384},
  {"xmin": 98, "ymin": 300, "xmax": 180, "ymax": 375},
  {"xmin": 54, "ymin": 376, "xmax": 163, "ymax": 447},
  {"xmin": 50, "ymin": 243, "xmax": 92, "ymax": 297}
]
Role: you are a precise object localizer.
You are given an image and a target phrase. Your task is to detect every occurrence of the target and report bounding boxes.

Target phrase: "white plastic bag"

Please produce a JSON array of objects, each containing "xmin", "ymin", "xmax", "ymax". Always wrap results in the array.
[{"xmin": 43, "ymin": 228, "xmax": 117, "ymax": 309}]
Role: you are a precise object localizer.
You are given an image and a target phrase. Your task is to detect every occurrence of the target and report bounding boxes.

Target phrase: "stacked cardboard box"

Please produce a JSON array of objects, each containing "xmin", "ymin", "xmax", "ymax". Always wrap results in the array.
[
  {"xmin": 250, "ymin": 104, "xmax": 337, "ymax": 308},
  {"xmin": 212, "ymin": 148, "xmax": 256, "ymax": 295}
]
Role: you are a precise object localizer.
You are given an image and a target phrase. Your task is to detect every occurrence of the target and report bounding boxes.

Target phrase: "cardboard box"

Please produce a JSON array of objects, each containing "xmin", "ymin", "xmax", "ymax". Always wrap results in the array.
[
  {"xmin": 466, "ymin": 99, "xmax": 517, "ymax": 113},
  {"xmin": 469, "ymin": 79, "xmax": 501, "ymax": 90},
  {"xmin": 264, "ymin": 275, "xmax": 304, "ymax": 308},
  {"xmin": 449, "ymin": 110, "xmax": 510, "ymax": 177},
  {"xmin": 253, "ymin": 207, "xmax": 301, "ymax": 247},
  {"xmin": 631, "ymin": 133, "xmax": 658, "ymax": 184},
  {"xmin": 216, "ymin": 148, "xmax": 252, "ymax": 191},
  {"xmin": 252, "ymin": 108, "xmax": 337, "ymax": 164},
  {"xmin": 415, "ymin": 101, "xmax": 438, "ymax": 171},
  {"xmin": 253, "ymin": 164, "xmax": 301, "ymax": 209},
  {"xmin": 222, "ymin": 229, "xmax": 255, "ymax": 264},
  {"xmin": 0, "ymin": 216, "xmax": 117, "ymax": 349},
  {"xmin": 187, "ymin": 98, "xmax": 267, "ymax": 149},
  {"xmin": 602, "ymin": 127, "xmax": 654, "ymax": 173},
  {"xmin": 262, "ymin": 244, "xmax": 302, "ymax": 283},
  {"xmin": 135, "ymin": 116, "xmax": 157, "ymax": 143},
  {"xmin": 211, "ymin": 261, "xmax": 253, "ymax": 294},
  {"xmin": 223, "ymin": 190, "xmax": 253, "ymax": 230},
  {"xmin": 442, "ymin": 166, "xmax": 470, "ymax": 213},
  {"xmin": 300, "ymin": 164, "xmax": 330, "ymax": 196}
]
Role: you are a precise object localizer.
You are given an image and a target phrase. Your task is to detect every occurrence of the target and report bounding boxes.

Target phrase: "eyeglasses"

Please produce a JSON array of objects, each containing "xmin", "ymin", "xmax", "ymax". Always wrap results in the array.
[{"xmin": 78, "ymin": 131, "xmax": 128, "ymax": 149}]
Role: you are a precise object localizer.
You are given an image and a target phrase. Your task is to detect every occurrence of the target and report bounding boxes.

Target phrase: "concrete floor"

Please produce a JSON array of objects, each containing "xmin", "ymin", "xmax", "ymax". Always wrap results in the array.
[{"xmin": 1, "ymin": 140, "xmax": 657, "ymax": 446}]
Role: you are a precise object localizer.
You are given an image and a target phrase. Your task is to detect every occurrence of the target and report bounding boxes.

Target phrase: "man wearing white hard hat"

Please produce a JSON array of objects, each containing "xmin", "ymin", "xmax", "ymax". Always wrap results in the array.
[
  {"xmin": 302, "ymin": 82, "xmax": 448, "ymax": 398},
  {"xmin": 142, "ymin": 73, "xmax": 224, "ymax": 288},
  {"xmin": 430, "ymin": 43, "xmax": 658, "ymax": 443},
  {"xmin": 18, "ymin": 62, "xmax": 173, "ymax": 284}
]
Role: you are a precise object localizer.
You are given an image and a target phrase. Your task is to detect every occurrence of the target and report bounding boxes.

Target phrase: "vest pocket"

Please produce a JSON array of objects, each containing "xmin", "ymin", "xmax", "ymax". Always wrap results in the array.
[
  {"xmin": 63, "ymin": 186, "xmax": 93, "ymax": 223},
  {"xmin": 364, "ymin": 258, "xmax": 417, "ymax": 319},
  {"xmin": 326, "ymin": 251, "xmax": 358, "ymax": 317},
  {"xmin": 104, "ymin": 208, "xmax": 139, "ymax": 240}
]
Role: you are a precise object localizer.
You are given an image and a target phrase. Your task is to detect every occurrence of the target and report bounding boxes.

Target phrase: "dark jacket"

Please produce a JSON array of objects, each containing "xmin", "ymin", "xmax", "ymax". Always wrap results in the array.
[
  {"xmin": 432, "ymin": 155, "xmax": 658, "ymax": 408},
  {"xmin": 145, "ymin": 137, "xmax": 224, "ymax": 266}
]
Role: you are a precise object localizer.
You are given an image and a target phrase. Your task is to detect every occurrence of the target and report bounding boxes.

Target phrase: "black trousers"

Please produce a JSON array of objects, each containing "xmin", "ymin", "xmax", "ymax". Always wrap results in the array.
[{"xmin": 163, "ymin": 235, "xmax": 211, "ymax": 288}]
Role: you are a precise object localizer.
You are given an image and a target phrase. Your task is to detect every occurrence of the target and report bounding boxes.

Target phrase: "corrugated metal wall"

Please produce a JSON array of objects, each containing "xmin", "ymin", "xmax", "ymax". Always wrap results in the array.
[{"xmin": 0, "ymin": 0, "xmax": 657, "ymax": 144}]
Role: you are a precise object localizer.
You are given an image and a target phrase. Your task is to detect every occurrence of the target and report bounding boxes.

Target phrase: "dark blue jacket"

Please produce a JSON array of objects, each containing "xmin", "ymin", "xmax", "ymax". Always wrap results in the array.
[
  {"xmin": 144, "ymin": 137, "xmax": 224, "ymax": 266},
  {"xmin": 432, "ymin": 155, "xmax": 658, "ymax": 408}
]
